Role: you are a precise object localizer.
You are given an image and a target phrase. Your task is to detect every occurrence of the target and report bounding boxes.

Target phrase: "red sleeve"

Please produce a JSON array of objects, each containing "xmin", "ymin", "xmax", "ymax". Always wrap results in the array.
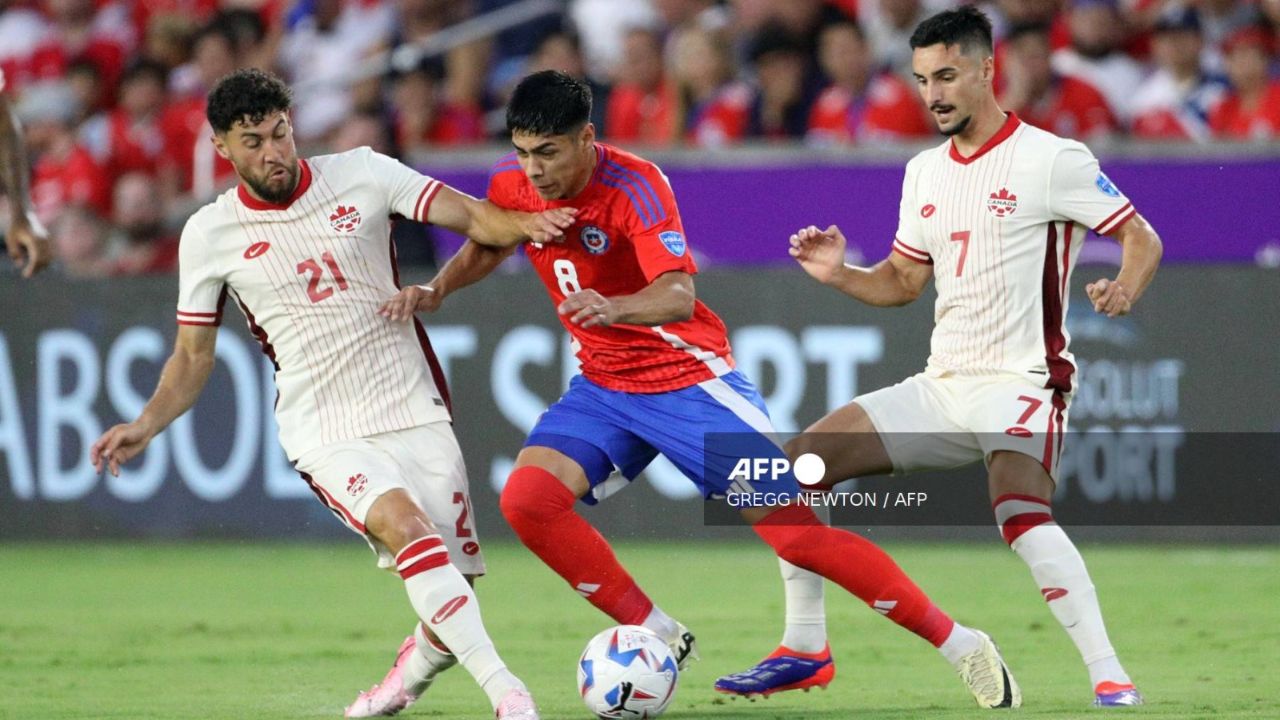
[
  {"xmin": 620, "ymin": 162, "xmax": 697, "ymax": 282},
  {"xmin": 485, "ymin": 154, "xmax": 526, "ymax": 210}
]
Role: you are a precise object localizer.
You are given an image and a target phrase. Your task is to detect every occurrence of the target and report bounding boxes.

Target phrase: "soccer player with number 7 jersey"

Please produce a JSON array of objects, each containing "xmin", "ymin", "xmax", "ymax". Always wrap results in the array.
[
  {"xmin": 719, "ymin": 7, "xmax": 1163, "ymax": 708},
  {"xmin": 88, "ymin": 69, "xmax": 579, "ymax": 720},
  {"xmin": 406, "ymin": 70, "xmax": 1024, "ymax": 710}
]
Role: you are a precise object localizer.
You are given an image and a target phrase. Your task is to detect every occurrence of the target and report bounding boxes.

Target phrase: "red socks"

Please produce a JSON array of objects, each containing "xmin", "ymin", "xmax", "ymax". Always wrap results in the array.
[
  {"xmin": 753, "ymin": 505, "xmax": 955, "ymax": 647},
  {"xmin": 500, "ymin": 466, "xmax": 654, "ymax": 625}
]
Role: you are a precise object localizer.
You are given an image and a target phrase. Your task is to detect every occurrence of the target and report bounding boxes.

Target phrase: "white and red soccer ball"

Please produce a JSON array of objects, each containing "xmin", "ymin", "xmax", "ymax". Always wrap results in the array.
[{"xmin": 577, "ymin": 625, "xmax": 679, "ymax": 719}]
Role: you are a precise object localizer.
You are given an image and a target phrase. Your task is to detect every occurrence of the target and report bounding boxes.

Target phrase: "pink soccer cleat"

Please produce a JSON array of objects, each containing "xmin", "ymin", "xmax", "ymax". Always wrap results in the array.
[
  {"xmin": 494, "ymin": 688, "xmax": 539, "ymax": 720},
  {"xmin": 344, "ymin": 636, "xmax": 419, "ymax": 718}
]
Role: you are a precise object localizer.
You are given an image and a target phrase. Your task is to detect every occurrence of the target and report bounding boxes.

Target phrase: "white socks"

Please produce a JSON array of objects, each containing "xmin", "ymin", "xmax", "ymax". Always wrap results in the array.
[
  {"xmin": 778, "ymin": 559, "xmax": 828, "ymax": 653},
  {"xmin": 1008, "ymin": 522, "xmax": 1131, "ymax": 687},
  {"xmin": 397, "ymin": 535, "xmax": 524, "ymax": 709},
  {"xmin": 938, "ymin": 623, "xmax": 983, "ymax": 666},
  {"xmin": 641, "ymin": 605, "xmax": 679, "ymax": 644},
  {"xmin": 404, "ymin": 623, "xmax": 458, "ymax": 695}
]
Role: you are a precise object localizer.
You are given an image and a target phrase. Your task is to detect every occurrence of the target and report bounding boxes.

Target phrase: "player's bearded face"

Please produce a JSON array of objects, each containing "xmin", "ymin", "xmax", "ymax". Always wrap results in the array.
[
  {"xmin": 912, "ymin": 44, "xmax": 989, "ymax": 137},
  {"xmin": 221, "ymin": 112, "xmax": 300, "ymax": 204}
]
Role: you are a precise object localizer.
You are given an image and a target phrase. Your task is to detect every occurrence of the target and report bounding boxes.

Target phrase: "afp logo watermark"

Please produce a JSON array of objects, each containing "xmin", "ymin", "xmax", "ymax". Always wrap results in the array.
[{"xmin": 727, "ymin": 453, "xmax": 827, "ymax": 487}]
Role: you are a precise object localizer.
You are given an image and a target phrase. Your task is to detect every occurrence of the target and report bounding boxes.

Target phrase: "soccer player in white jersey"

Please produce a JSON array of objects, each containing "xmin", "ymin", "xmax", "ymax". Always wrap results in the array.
[
  {"xmin": 717, "ymin": 7, "xmax": 1162, "ymax": 708},
  {"xmin": 89, "ymin": 69, "xmax": 576, "ymax": 720}
]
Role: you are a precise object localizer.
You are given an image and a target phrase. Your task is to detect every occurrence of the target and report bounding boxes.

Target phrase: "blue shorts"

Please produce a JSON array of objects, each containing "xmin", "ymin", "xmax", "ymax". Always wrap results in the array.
[{"xmin": 525, "ymin": 370, "xmax": 800, "ymax": 505}]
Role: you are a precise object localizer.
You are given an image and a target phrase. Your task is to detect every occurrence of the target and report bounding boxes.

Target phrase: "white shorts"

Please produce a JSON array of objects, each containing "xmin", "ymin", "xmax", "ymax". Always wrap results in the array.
[
  {"xmin": 854, "ymin": 372, "xmax": 1069, "ymax": 480},
  {"xmin": 295, "ymin": 421, "xmax": 486, "ymax": 575}
]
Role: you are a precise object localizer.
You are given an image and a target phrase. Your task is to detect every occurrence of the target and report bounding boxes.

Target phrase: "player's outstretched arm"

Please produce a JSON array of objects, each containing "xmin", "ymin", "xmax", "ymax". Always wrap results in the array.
[
  {"xmin": 790, "ymin": 224, "xmax": 931, "ymax": 307},
  {"xmin": 1086, "ymin": 213, "xmax": 1162, "ymax": 318},
  {"xmin": 559, "ymin": 271, "xmax": 695, "ymax": 329},
  {"xmin": 424, "ymin": 185, "xmax": 576, "ymax": 248},
  {"xmin": 1, "ymin": 94, "xmax": 51, "ymax": 277},
  {"xmin": 379, "ymin": 240, "xmax": 515, "ymax": 322},
  {"xmin": 90, "ymin": 325, "xmax": 218, "ymax": 476}
]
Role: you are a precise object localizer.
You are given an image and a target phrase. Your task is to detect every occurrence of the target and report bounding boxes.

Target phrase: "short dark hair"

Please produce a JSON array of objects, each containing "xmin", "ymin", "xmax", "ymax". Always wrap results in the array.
[
  {"xmin": 206, "ymin": 68, "xmax": 293, "ymax": 134},
  {"xmin": 506, "ymin": 70, "xmax": 591, "ymax": 136},
  {"xmin": 909, "ymin": 5, "xmax": 994, "ymax": 56}
]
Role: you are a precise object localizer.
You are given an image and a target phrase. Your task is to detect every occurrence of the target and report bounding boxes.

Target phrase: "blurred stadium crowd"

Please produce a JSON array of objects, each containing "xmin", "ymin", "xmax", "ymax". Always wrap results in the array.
[{"xmin": 1, "ymin": 0, "xmax": 1279, "ymax": 278}]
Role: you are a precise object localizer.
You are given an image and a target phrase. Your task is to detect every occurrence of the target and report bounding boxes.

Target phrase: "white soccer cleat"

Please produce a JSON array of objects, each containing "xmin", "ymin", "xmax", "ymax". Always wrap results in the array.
[
  {"xmin": 344, "ymin": 636, "xmax": 419, "ymax": 718},
  {"xmin": 494, "ymin": 688, "xmax": 540, "ymax": 719},
  {"xmin": 668, "ymin": 621, "xmax": 700, "ymax": 671},
  {"xmin": 955, "ymin": 630, "xmax": 1022, "ymax": 709}
]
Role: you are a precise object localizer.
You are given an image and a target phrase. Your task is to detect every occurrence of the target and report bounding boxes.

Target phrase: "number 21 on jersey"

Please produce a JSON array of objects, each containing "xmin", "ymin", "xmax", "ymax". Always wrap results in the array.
[{"xmin": 297, "ymin": 251, "xmax": 349, "ymax": 303}]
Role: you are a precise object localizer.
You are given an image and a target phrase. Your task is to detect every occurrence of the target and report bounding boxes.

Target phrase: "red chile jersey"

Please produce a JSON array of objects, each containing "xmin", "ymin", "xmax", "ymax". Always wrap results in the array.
[{"xmin": 486, "ymin": 143, "xmax": 734, "ymax": 393}]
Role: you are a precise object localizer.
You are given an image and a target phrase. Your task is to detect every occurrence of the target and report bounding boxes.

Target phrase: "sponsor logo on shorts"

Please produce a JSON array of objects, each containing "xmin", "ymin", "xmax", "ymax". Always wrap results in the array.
[
  {"xmin": 1004, "ymin": 427, "xmax": 1033, "ymax": 438},
  {"xmin": 462, "ymin": 541, "xmax": 480, "ymax": 556},
  {"xmin": 430, "ymin": 595, "xmax": 470, "ymax": 624},
  {"xmin": 346, "ymin": 473, "xmax": 368, "ymax": 496}
]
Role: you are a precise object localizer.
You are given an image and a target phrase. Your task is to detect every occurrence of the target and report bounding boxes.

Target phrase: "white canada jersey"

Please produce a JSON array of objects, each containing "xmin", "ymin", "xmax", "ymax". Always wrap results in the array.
[
  {"xmin": 891, "ymin": 114, "xmax": 1136, "ymax": 393},
  {"xmin": 176, "ymin": 147, "xmax": 452, "ymax": 460}
]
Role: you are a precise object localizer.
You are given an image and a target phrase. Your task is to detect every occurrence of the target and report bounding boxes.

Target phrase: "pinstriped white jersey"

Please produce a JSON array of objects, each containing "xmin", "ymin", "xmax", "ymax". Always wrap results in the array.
[
  {"xmin": 176, "ymin": 147, "xmax": 452, "ymax": 460},
  {"xmin": 891, "ymin": 114, "xmax": 1136, "ymax": 393}
]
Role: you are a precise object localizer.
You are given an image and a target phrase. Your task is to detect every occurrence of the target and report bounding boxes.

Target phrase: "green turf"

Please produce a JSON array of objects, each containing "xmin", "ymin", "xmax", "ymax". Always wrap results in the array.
[{"xmin": 1, "ymin": 541, "xmax": 1277, "ymax": 719}]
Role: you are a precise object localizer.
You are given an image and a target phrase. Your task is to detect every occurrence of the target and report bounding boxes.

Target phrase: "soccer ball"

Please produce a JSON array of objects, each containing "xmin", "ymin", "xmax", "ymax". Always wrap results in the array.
[{"xmin": 577, "ymin": 625, "xmax": 679, "ymax": 719}]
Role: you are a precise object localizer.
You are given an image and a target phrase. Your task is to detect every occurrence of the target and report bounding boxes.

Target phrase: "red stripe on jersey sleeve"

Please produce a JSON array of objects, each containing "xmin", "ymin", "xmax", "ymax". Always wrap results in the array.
[
  {"xmin": 418, "ymin": 182, "xmax": 444, "ymax": 223},
  {"xmin": 893, "ymin": 246, "xmax": 933, "ymax": 265},
  {"xmin": 1093, "ymin": 202, "xmax": 1134, "ymax": 234}
]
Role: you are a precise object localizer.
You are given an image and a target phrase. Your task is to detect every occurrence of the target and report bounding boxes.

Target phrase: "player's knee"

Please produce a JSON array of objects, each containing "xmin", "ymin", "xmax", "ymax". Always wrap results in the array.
[{"xmin": 500, "ymin": 465, "xmax": 573, "ymax": 524}]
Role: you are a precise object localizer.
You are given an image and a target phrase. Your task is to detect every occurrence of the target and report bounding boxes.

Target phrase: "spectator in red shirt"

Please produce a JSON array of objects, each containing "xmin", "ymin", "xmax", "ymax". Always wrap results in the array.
[
  {"xmin": 31, "ymin": 0, "xmax": 134, "ymax": 96},
  {"xmin": 159, "ymin": 20, "xmax": 236, "ymax": 200},
  {"xmin": 1130, "ymin": 8, "xmax": 1229, "ymax": 142},
  {"xmin": 18, "ymin": 80, "xmax": 112, "ymax": 225},
  {"xmin": 1210, "ymin": 26, "xmax": 1280, "ymax": 140},
  {"xmin": 108, "ymin": 171, "xmax": 177, "ymax": 275},
  {"xmin": 605, "ymin": 27, "xmax": 679, "ymax": 146},
  {"xmin": 81, "ymin": 59, "xmax": 170, "ymax": 181},
  {"xmin": 671, "ymin": 26, "xmax": 751, "ymax": 147},
  {"xmin": 1052, "ymin": 0, "xmax": 1147, "ymax": 124},
  {"xmin": 390, "ymin": 60, "xmax": 486, "ymax": 154},
  {"xmin": 1002, "ymin": 22, "xmax": 1119, "ymax": 140},
  {"xmin": 807, "ymin": 19, "xmax": 933, "ymax": 145}
]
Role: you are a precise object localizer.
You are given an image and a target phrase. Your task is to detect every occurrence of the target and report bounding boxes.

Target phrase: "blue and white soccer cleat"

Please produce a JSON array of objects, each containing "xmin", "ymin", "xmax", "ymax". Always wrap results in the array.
[
  {"xmin": 1094, "ymin": 681, "xmax": 1144, "ymax": 707},
  {"xmin": 714, "ymin": 644, "xmax": 835, "ymax": 698}
]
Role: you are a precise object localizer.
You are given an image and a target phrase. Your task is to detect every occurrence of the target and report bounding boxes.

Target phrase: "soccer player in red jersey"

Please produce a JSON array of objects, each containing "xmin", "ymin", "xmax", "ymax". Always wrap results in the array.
[{"xmin": 393, "ymin": 70, "xmax": 1020, "ymax": 710}]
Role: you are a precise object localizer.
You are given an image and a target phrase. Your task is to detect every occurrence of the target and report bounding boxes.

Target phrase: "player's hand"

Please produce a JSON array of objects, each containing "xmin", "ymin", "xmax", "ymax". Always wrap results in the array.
[
  {"xmin": 1085, "ymin": 278, "xmax": 1131, "ymax": 318},
  {"xmin": 379, "ymin": 284, "xmax": 441, "ymax": 321},
  {"xmin": 523, "ymin": 208, "xmax": 577, "ymax": 244},
  {"xmin": 6, "ymin": 214, "xmax": 51, "ymax": 278},
  {"xmin": 559, "ymin": 289, "xmax": 616, "ymax": 328},
  {"xmin": 91, "ymin": 421, "xmax": 155, "ymax": 478},
  {"xmin": 789, "ymin": 224, "xmax": 847, "ymax": 284}
]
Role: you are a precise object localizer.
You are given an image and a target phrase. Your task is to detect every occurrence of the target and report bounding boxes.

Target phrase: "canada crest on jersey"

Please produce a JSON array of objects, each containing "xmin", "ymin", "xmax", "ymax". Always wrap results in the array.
[
  {"xmin": 580, "ymin": 225, "xmax": 610, "ymax": 254},
  {"xmin": 329, "ymin": 204, "xmax": 362, "ymax": 233},
  {"xmin": 987, "ymin": 188, "xmax": 1018, "ymax": 217}
]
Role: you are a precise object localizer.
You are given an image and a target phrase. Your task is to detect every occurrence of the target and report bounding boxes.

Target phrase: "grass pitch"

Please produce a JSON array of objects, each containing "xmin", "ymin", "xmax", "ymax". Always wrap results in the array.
[{"xmin": 1, "ymin": 541, "xmax": 1276, "ymax": 719}]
